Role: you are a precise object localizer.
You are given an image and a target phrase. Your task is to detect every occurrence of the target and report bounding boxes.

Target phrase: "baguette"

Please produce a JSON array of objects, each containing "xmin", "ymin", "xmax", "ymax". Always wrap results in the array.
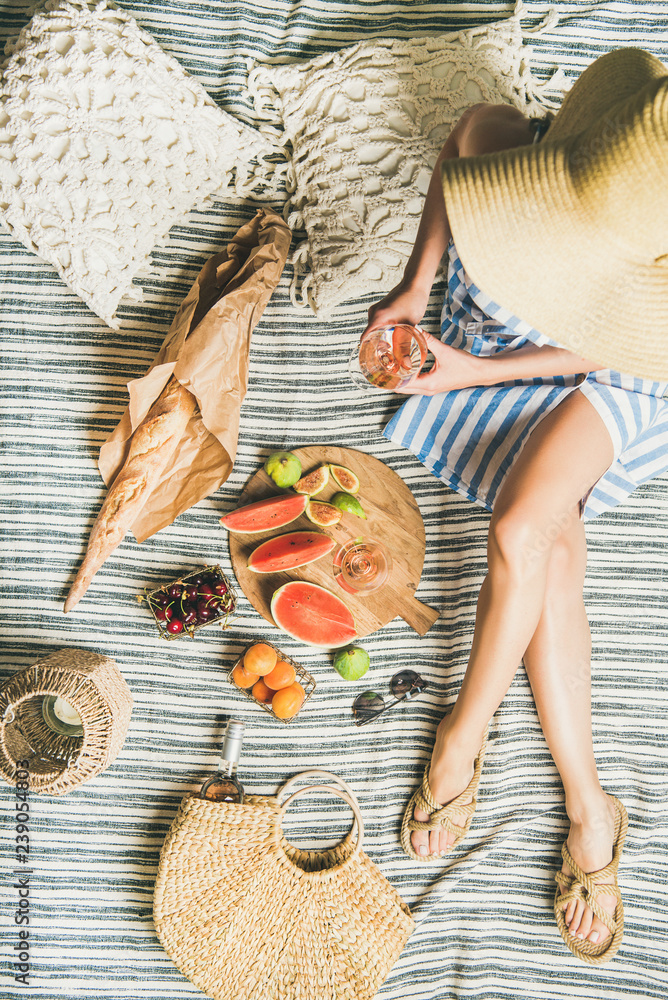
[{"xmin": 64, "ymin": 377, "xmax": 197, "ymax": 613}]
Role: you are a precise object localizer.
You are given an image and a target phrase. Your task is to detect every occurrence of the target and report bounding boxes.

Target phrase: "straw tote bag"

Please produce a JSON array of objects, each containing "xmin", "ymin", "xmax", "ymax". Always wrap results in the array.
[{"xmin": 153, "ymin": 769, "xmax": 415, "ymax": 1000}]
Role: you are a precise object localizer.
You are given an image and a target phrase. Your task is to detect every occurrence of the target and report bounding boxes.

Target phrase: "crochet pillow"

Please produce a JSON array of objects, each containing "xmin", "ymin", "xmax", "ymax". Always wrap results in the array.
[
  {"xmin": 249, "ymin": 11, "xmax": 564, "ymax": 319},
  {"xmin": 0, "ymin": 0, "xmax": 274, "ymax": 328}
]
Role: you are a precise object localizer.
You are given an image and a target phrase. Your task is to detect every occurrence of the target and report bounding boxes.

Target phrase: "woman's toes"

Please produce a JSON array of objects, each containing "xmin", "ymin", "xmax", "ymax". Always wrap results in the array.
[
  {"xmin": 439, "ymin": 827, "xmax": 454, "ymax": 855},
  {"xmin": 411, "ymin": 806, "xmax": 431, "ymax": 856},
  {"xmin": 410, "ymin": 804, "xmax": 461, "ymax": 857},
  {"xmin": 587, "ymin": 915, "xmax": 610, "ymax": 944},
  {"xmin": 568, "ymin": 899, "xmax": 586, "ymax": 935},
  {"xmin": 576, "ymin": 907, "xmax": 594, "ymax": 940}
]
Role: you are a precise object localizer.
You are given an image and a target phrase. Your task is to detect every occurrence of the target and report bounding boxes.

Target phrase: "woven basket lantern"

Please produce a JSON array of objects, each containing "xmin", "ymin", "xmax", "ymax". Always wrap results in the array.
[{"xmin": 0, "ymin": 648, "xmax": 132, "ymax": 795}]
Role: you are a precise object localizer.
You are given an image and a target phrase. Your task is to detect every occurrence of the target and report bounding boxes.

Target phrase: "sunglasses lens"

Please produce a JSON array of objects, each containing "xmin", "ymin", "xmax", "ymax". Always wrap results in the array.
[
  {"xmin": 352, "ymin": 691, "xmax": 386, "ymax": 725},
  {"xmin": 390, "ymin": 669, "xmax": 426, "ymax": 700}
]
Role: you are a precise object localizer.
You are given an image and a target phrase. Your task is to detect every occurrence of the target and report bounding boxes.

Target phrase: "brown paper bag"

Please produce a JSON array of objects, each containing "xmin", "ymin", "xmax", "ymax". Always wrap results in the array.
[{"xmin": 98, "ymin": 207, "xmax": 291, "ymax": 542}]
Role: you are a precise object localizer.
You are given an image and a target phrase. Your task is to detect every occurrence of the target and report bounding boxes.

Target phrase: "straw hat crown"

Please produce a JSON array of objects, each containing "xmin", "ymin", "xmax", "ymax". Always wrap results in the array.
[{"xmin": 442, "ymin": 48, "xmax": 668, "ymax": 379}]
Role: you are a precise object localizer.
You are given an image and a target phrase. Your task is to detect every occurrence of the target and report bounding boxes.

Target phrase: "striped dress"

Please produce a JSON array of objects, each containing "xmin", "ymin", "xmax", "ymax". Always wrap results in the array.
[{"xmin": 384, "ymin": 240, "xmax": 668, "ymax": 519}]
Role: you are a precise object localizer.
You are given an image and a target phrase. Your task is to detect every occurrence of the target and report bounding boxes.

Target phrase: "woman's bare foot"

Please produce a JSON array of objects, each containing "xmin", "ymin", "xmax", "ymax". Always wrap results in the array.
[
  {"xmin": 558, "ymin": 793, "xmax": 618, "ymax": 944},
  {"xmin": 410, "ymin": 718, "xmax": 486, "ymax": 857}
]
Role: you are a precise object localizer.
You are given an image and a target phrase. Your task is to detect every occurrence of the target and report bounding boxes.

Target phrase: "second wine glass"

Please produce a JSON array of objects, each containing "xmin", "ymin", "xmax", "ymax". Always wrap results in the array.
[{"xmin": 333, "ymin": 537, "xmax": 393, "ymax": 595}]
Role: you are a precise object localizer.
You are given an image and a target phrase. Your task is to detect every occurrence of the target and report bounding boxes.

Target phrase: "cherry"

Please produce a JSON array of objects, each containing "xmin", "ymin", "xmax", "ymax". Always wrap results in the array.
[
  {"xmin": 197, "ymin": 603, "xmax": 213, "ymax": 621},
  {"xmin": 183, "ymin": 610, "xmax": 198, "ymax": 626},
  {"xmin": 152, "ymin": 591, "xmax": 170, "ymax": 607},
  {"xmin": 198, "ymin": 584, "xmax": 213, "ymax": 596},
  {"xmin": 190, "ymin": 575, "xmax": 203, "ymax": 587},
  {"xmin": 213, "ymin": 581, "xmax": 228, "ymax": 596},
  {"xmin": 169, "ymin": 584, "xmax": 182, "ymax": 599},
  {"xmin": 166, "ymin": 619, "xmax": 184, "ymax": 634},
  {"xmin": 183, "ymin": 584, "xmax": 198, "ymax": 602},
  {"xmin": 154, "ymin": 606, "xmax": 173, "ymax": 622}
]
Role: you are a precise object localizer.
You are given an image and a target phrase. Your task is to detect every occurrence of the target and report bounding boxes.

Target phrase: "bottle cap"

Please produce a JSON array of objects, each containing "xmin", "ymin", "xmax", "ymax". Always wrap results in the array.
[
  {"xmin": 221, "ymin": 718, "xmax": 245, "ymax": 764},
  {"xmin": 226, "ymin": 719, "xmax": 245, "ymax": 739}
]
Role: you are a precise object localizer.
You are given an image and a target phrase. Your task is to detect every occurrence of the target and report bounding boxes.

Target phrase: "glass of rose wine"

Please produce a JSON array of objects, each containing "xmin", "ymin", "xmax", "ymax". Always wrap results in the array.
[
  {"xmin": 333, "ymin": 537, "xmax": 393, "ymax": 595},
  {"xmin": 349, "ymin": 324, "xmax": 428, "ymax": 392}
]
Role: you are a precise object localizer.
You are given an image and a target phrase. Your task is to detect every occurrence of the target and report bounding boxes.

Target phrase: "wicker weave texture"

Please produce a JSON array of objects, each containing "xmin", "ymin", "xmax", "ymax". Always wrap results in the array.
[
  {"xmin": 153, "ymin": 791, "xmax": 415, "ymax": 1000},
  {"xmin": 0, "ymin": 648, "xmax": 133, "ymax": 794}
]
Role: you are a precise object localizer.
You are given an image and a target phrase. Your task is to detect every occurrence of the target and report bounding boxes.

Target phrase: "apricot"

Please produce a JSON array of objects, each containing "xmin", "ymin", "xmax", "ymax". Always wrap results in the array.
[
  {"xmin": 244, "ymin": 643, "xmax": 278, "ymax": 676},
  {"xmin": 264, "ymin": 659, "xmax": 297, "ymax": 691},
  {"xmin": 252, "ymin": 678, "xmax": 274, "ymax": 704},
  {"xmin": 271, "ymin": 681, "xmax": 305, "ymax": 719},
  {"xmin": 232, "ymin": 661, "xmax": 259, "ymax": 689}
]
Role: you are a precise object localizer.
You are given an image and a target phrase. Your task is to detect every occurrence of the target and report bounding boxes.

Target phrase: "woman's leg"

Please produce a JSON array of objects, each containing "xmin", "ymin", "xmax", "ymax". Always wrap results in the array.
[
  {"xmin": 411, "ymin": 389, "xmax": 614, "ymax": 856},
  {"xmin": 523, "ymin": 520, "xmax": 618, "ymax": 946}
]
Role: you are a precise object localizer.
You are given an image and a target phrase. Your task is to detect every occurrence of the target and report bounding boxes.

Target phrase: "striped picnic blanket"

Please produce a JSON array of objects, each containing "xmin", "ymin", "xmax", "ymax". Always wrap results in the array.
[{"xmin": 1, "ymin": 3, "xmax": 667, "ymax": 999}]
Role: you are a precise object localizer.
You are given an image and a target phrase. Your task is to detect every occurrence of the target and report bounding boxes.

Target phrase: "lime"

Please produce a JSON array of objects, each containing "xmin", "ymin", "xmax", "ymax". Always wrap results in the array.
[
  {"xmin": 333, "ymin": 646, "xmax": 370, "ymax": 681},
  {"xmin": 331, "ymin": 492, "xmax": 366, "ymax": 519},
  {"xmin": 264, "ymin": 451, "xmax": 302, "ymax": 488}
]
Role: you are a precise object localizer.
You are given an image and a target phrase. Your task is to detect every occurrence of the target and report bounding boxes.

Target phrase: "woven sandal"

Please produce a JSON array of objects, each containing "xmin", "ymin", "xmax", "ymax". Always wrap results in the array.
[
  {"xmin": 400, "ymin": 725, "xmax": 489, "ymax": 862},
  {"xmin": 553, "ymin": 796, "xmax": 628, "ymax": 965}
]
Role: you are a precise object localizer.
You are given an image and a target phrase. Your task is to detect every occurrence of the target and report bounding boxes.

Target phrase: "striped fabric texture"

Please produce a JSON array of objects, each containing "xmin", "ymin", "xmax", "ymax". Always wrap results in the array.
[
  {"xmin": 1, "ymin": 2, "xmax": 668, "ymax": 999},
  {"xmin": 385, "ymin": 240, "xmax": 668, "ymax": 519}
]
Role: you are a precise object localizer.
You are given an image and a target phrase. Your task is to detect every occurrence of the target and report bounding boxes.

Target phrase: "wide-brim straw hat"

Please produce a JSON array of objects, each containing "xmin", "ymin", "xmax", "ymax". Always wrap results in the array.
[{"xmin": 442, "ymin": 48, "xmax": 668, "ymax": 380}]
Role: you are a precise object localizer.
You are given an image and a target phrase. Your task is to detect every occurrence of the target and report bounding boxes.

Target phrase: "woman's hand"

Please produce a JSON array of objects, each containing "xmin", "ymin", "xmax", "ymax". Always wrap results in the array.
[
  {"xmin": 363, "ymin": 280, "xmax": 430, "ymax": 339},
  {"xmin": 397, "ymin": 332, "xmax": 484, "ymax": 395}
]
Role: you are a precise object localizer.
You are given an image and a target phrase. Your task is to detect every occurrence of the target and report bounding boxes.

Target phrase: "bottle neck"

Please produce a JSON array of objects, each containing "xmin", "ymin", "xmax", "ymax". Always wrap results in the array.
[{"xmin": 216, "ymin": 757, "xmax": 238, "ymax": 779}]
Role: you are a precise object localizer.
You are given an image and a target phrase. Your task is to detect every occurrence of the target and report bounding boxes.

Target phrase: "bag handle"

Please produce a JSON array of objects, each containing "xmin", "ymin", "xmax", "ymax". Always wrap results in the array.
[
  {"xmin": 278, "ymin": 768, "xmax": 358, "ymax": 803},
  {"xmin": 278, "ymin": 768, "xmax": 363, "ymax": 847},
  {"xmin": 278, "ymin": 774, "xmax": 365, "ymax": 859}
]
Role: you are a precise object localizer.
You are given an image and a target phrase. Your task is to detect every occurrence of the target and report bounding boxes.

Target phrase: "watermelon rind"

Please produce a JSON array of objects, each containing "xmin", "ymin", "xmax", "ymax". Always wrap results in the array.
[
  {"xmin": 220, "ymin": 493, "xmax": 308, "ymax": 533},
  {"xmin": 248, "ymin": 531, "xmax": 335, "ymax": 574},
  {"xmin": 271, "ymin": 581, "xmax": 357, "ymax": 648}
]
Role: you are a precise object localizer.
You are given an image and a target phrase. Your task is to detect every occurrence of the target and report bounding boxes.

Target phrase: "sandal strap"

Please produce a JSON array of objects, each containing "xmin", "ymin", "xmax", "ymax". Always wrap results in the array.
[
  {"xmin": 554, "ymin": 798, "xmax": 629, "ymax": 938},
  {"xmin": 554, "ymin": 869, "xmax": 621, "ymax": 934},
  {"xmin": 407, "ymin": 725, "xmax": 489, "ymax": 838},
  {"xmin": 408, "ymin": 787, "xmax": 477, "ymax": 838}
]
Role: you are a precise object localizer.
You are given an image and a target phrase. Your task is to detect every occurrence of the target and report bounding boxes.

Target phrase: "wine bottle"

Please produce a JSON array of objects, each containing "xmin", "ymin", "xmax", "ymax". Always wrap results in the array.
[{"xmin": 200, "ymin": 719, "xmax": 245, "ymax": 803}]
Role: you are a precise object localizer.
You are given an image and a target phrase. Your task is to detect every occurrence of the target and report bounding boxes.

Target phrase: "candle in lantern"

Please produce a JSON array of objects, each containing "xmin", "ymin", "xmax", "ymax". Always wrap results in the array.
[
  {"xmin": 53, "ymin": 697, "xmax": 82, "ymax": 727},
  {"xmin": 42, "ymin": 695, "xmax": 84, "ymax": 736}
]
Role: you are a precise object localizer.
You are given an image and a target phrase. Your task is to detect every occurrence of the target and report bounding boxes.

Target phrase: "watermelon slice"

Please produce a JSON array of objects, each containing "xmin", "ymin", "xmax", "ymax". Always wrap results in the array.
[
  {"xmin": 220, "ymin": 493, "xmax": 308, "ymax": 533},
  {"xmin": 248, "ymin": 531, "xmax": 335, "ymax": 574},
  {"xmin": 271, "ymin": 581, "xmax": 357, "ymax": 648}
]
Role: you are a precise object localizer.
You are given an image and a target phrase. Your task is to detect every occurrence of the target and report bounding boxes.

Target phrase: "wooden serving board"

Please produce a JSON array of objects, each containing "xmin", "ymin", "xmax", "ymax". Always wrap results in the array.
[{"xmin": 228, "ymin": 445, "xmax": 439, "ymax": 640}]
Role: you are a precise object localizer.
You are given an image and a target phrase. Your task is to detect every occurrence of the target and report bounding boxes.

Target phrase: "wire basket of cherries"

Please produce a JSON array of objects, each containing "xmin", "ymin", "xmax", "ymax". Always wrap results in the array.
[{"xmin": 145, "ymin": 565, "xmax": 237, "ymax": 640}]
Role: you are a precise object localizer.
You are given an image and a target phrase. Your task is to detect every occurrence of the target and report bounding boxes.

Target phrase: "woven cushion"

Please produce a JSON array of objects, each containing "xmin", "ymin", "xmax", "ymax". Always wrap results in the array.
[
  {"xmin": 0, "ymin": 0, "xmax": 272, "ymax": 328},
  {"xmin": 249, "ymin": 13, "xmax": 563, "ymax": 319}
]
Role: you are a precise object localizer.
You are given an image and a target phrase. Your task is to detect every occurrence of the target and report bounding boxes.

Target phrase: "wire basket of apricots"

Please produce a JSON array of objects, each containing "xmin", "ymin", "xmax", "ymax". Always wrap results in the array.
[{"xmin": 228, "ymin": 642, "xmax": 316, "ymax": 723}]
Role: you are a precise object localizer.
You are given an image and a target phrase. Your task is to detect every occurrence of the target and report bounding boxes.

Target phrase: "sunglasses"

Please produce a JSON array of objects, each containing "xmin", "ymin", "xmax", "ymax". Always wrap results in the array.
[{"xmin": 352, "ymin": 669, "xmax": 427, "ymax": 726}]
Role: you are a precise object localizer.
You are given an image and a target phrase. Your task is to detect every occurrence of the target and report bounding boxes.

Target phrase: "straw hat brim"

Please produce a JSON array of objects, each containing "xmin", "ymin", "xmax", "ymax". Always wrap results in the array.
[{"xmin": 442, "ymin": 49, "xmax": 668, "ymax": 381}]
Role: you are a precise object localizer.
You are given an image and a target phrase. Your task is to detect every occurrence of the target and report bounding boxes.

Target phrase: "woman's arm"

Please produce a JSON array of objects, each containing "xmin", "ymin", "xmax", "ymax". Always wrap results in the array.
[
  {"xmin": 364, "ymin": 103, "xmax": 603, "ymax": 387},
  {"xmin": 398, "ymin": 335, "xmax": 605, "ymax": 396},
  {"xmin": 363, "ymin": 104, "xmax": 532, "ymax": 334},
  {"xmin": 363, "ymin": 107, "xmax": 487, "ymax": 334}
]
